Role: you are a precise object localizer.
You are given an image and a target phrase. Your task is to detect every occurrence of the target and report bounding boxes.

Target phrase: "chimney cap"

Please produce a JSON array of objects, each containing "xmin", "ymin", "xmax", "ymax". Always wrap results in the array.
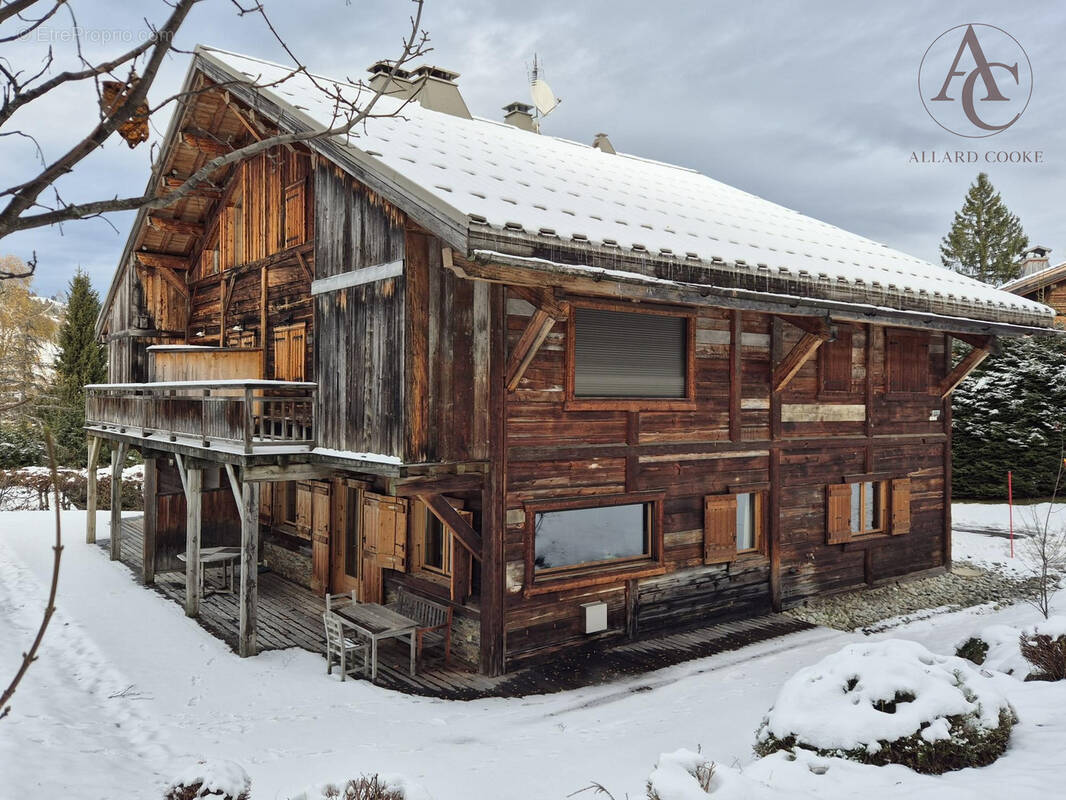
[
  {"xmin": 367, "ymin": 60, "xmax": 412, "ymax": 79},
  {"xmin": 503, "ymin": 101, "xmax": 534, "ymax": 114},
  {"xmin": 592, "ymin": 132, "xmax": 616, "ymax": 154},
  {"xmin": 411, "ymin": 64, "xmax": 460, "ymax": 82},
  {"xmin": 1022, "ymin": 245, "xmax": 1052, "ymax": 257}
]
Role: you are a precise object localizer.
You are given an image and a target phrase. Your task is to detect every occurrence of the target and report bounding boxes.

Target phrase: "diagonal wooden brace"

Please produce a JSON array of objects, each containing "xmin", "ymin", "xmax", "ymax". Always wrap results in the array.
[
  {"xmin": 418, "ymin": 493, "xmax": 483, "ymax": 561},
  {"xmin": 939, "ymin": 341, "xmax": 992, "ymax": 398},
  {"xmin": 773, "ymin": 329, "xmax": 831, "ymax": 393}
]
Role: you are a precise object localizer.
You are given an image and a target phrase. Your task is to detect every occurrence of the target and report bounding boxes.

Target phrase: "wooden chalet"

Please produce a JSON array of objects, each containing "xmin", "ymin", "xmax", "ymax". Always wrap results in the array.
[
  {"xmin": 88, "ymin": 47, "xmax": 1056, "ymax": 677},
  {"xmin": 1002, "ymin": 246, "xmax": 1066, "ymax": 325}
]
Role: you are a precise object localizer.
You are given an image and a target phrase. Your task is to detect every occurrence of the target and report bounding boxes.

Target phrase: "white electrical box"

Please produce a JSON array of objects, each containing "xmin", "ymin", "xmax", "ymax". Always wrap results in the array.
[{"xmin": 581, "ymin": 600, "xmax": 608, "ymax": 634}]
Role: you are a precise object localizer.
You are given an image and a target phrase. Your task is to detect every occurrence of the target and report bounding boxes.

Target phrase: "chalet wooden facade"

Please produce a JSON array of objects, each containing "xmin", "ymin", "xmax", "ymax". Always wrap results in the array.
[
  {"xmin": 88, "ymin": 47, "xmax": 1057, "ymax": 677},
  {"xmin": 1003, "ymin": 247, "xmax": 1066, "ymax": 325}
]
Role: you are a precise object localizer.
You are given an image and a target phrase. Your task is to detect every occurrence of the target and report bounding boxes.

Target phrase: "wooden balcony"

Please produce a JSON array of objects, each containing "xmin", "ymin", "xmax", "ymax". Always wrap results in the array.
[{"xmin": 86, "ymin": 379, "xmax": 316, "ymax": 457}]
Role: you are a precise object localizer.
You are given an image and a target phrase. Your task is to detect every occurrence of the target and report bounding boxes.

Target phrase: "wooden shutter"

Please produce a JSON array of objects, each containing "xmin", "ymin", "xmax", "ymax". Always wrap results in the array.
[
  {"xmin": 272, "ymin": 323, "xmax": 306, "ymax": 381},
  {"xmin": 887, "ymin": 330, "xmax": 929, "ymax": 393},
  {"xmin": 704, "ymin": 494, "xmax": 738, "ymax": 564},
  {"xmin": 310, "ymin": 482, "xmax": 330, "ymax": 594},
  {"xmin": 272, "ymin": 327, "xmax": 290, "ymax": 380},
  {"xmin": 363, "ymin": 492, "xmax": 409, "ymax": 571},
  {"xmin": 295, "ymin": 481, "xmax": 312, "ymax": 535},
  {"xmin": 284, "ymin": 179, "xmax": 306, "ymax": 247},
  {"xmin": 450, "ymin": 509, "xmax": 475, "ymax": 603},
  {"xmin": 826, "ymin": 484, "xmax": 852, "ymax": 544},
  {"xmin": 820, "ymin": 328, "xmax": 853, "ymax": 392},
  {"xmin": 891, "ymin": 478, "xmax": 911, "ymax": 535},
  {"xmin": 574, "ymin": 307, "xmax": 687, "ymax": 398}
]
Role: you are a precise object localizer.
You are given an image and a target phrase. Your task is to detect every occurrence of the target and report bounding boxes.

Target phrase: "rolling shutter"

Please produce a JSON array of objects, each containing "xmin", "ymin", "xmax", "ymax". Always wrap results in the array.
[
  {"xmin": 826, "ymin": 484, "xmax": 852, "ymax": 544},
  {"xmin": 704, "ymin": 494, "xmax": 738, "ymax": 564},
  {"xmin": 891, "ymin": 478, "xmax": 911, "ymax": 535},
  {"xmin": 574, "ymin": 307, "xmax": 686, "ymax": 398}
]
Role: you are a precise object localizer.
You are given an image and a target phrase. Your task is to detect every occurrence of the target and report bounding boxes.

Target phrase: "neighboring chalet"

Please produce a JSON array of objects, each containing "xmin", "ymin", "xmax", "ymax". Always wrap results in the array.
[
  {"xmin": 88, "ymin": 47, "xmax": 1056, "ymax": 677},
  {"xmin": 1002, "ymin": 246, "xmax": 1066, "ymax": 325}
]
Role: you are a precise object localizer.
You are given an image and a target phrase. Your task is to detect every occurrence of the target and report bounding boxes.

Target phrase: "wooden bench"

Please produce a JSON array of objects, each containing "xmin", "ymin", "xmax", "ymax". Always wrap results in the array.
[{"xmin": 387, "ymin": 588, "xmax": 452, "ymax": 665}]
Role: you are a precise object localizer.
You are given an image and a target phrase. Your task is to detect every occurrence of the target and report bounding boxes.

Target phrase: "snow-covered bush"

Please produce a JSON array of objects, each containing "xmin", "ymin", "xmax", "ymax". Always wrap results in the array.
[
  {"xmin": 956, "ymin": 617, "xmax": 1066, "ymax": 681},
  {"xmin": 645, "ymin": 749, "xmax": 716, "ymax": 800},
  {"xmin": 955, "ymin": 624, "xmax": 1033, "ymax": 678},
  {"xmin": 754, "ymin": 639, "xmax": 1015, "ymax": 774},
  {"xmin": 164, "ymin": 760, "xmax": 250, "ymax": 799},
  {"xmin": 1019, "ymin": 617, "xmax": 1066, "ymax": 681},
  {"xmin": 321, "ymin": 776, "xmax": 406, "ymax": 800}
]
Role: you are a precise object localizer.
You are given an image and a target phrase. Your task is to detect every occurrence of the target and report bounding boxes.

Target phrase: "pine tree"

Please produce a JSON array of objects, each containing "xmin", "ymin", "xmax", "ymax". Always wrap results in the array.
[
  {"xmin": 952, "ymin": 335, "xmax": 1066, "ymax": 499},
  {"xmin": 49, "ymin": 269, "xmax": 106, "ymax": 463},
  {"xmin": 940, "ymin": 173, "xmax": 1028, "ymax": 286}
]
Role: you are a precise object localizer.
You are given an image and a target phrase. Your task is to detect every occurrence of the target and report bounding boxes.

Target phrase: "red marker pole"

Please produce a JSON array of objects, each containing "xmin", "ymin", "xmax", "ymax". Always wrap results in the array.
[{"xmin": 1008, "ymin": 470, "xmax": 1014, "ymax": 559}]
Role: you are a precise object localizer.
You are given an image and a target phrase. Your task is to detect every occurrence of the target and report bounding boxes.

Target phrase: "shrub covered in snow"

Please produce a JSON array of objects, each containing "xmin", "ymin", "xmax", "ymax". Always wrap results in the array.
[
  {"xmin": 956, "ymin": 617, "xmax": 1066, "ymax": 681},
  {"xmin": 645, "ymin": 750, "xmax": 716, "ymax": 800},
  {"xmin": 320, "ymin": 775, "xmax": 407, "ymax": 800},
  {"xmin": 164, "ymin": 760, "xmax": 250, "ymax": 799},
  {"xmin": 754, "ymin": 639, "xmax": 1015, "ymax": 774}
]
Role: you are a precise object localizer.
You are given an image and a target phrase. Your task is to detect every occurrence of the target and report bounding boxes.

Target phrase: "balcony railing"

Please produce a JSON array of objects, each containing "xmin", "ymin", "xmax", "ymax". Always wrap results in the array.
[{"xmin": 85, "ymin": 380, "xmax": 316, "ymax": 455}]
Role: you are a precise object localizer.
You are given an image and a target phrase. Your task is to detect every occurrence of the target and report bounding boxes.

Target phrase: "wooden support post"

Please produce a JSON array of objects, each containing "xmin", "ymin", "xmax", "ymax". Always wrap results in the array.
[
  {"xmin": 259, "ymin": 266, "xmax": 268, "ymax": 376},
  {"xmin": 772, "ymin": 330, "xmax": 830, "ymax": 394},
  {"xmin": 86, "ymin": 436, "xmax": 102, "ymax": 544},
  {"xmin": 418, "ymin": 493, "xmax": 483, "ymax": 559},
  {"xmin": 142, "ymin": 456, "xmax": 158, "ymax": 585},
  {"xmin": 239, "ymin": 479, "xmax": 260, "ymax": 657},
  {"xmin": 109, "ymin": 442, "xmax": 128, "ymax": 561},
  {"xmin": 938, "ymin": 344, "xmax": 991, "ymax": 398},
  {"xmin": 505, "ymin": 308, "xmax": 556, "ymax": 391},
  {"xmin": 481, "ymin": 284, "xmax": 507, "ymax": 677},
  {"xmin": 729, "ymin": 310, "xmax": 742, "ymax": 441},
  {"xmin": 185, "ymin": 468, "xmax": 203, "ymax": 618}
]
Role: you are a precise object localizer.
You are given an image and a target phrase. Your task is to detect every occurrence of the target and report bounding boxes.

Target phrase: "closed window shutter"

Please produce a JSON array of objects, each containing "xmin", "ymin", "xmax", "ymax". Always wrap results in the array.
[
  {"xmin": 891, "ymin": 477, "xmax": 911, "ymax": 535},
  {"xmin": 820, "ymin": 328, "xmax": 853, "ymax": 392},
  {"xmin": 887, "ymin": 331, "xmax": 928, "ymax": 393},
  {"xmin": 574, "ymin": 307, "xmax": 686, "ymax": 397},
  {"xmin": 283, "ymin": 180, "xmax": 305, "ymax": 247},
  {"xmin": 826, "ymin": 484, "xmax": 852, "ymax": 544},
  {"xmin": 704, "ymin": 494, "xmax": 738, "ymax": 564},
  {"xmin": 273, "ymin": 328, "xmax": 290, "ymax": 380}
]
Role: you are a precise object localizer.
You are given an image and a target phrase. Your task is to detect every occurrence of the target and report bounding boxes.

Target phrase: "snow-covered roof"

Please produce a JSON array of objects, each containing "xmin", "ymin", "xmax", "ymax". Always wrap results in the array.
[
  {"xmin": 196, "ymin": 47, "xmax": 1054, "ymax": 329},
  {"xmin": 1001, "ymin": 261, "xmax": 1066, "ymax": 299}
]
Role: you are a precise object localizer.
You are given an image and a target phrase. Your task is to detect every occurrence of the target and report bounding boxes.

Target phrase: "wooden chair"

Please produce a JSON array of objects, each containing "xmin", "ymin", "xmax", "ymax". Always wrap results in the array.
[
  {"xmin": 323, "ymin": 611, "xmax": 369, "ymax": 681},
  {"xmin": 325, "ymin": 591, "xmax": 356, "ymax": 612},
  {"xmin": 389, "ymin": 588, "xmax": 453, "ymax": 666}
]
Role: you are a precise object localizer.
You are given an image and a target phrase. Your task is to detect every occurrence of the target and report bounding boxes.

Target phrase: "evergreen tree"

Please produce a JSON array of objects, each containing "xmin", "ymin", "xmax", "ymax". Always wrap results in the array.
[
  {"xmin": 940, "ymin": 173, "xmax": 1028, "ymax": 286},
  {"xmin": 952, "ymin": 335, "xmax": 1066, "ymax": 499},
  {"xmin": 49, "ymin": 269, "xmax": 106, "ymax": 463}
]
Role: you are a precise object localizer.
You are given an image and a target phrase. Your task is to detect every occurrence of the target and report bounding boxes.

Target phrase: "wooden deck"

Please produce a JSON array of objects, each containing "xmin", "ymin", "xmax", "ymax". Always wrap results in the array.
[{"xmin": 103, "ymin": 516, "xmax": 817, "ymax": 700}]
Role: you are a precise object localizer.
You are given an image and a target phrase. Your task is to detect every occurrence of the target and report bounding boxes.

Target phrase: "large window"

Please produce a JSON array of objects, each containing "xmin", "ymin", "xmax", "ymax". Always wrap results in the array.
[
  {"xmin": 568, "ymin": 303, "xmax": 693, "ymax": 408},
  {"xmin": 532, "ymin": 500, "xmax": 653, "ymax": 573}
]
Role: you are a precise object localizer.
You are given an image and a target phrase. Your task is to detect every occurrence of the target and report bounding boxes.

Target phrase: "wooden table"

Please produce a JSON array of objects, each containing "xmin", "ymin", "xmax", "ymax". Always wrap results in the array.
[
  {"xmin": 177, "ymin": 546, "xmax": 241, "ymax": 596},
  {"xmin": 334, "ymin": 603, "xmax": 418, "ymax": 681}
]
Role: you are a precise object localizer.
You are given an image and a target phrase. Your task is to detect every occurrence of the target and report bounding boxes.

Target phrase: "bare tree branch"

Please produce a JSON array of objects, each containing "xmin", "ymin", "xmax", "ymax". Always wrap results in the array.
[
  {"xmin": 0, "ymin": 0, "xmax": 431, "ymax": 245},
  {"xmin": 0, "ymin": 0, "xmax": 44, "ymax": 28},
  {"xmin": 0, "ymin": 430, "xmax": 63, "ymax": 721}
]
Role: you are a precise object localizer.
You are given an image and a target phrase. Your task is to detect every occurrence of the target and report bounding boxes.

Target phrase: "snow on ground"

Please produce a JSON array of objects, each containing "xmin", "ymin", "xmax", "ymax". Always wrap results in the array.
[{"xmin": 1, "ymin": 507, "xmax": 1064, "ymax": 799}]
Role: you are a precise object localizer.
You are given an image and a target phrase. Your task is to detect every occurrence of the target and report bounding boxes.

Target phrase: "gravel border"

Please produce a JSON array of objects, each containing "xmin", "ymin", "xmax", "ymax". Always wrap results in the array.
[{"xmin": 786, "ymin": 562, "xmax": 1043, "ymax": 632}]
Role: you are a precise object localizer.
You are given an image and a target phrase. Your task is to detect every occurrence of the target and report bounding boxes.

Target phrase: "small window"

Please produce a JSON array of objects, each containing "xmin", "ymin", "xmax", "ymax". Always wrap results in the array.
[
  {"xmin": 735, "ymin": 492, "xmax": 762, "ymax": 552},
  {"xmin": 422, "ymin": 508, "xmax": 451, "ymax": 576},
  {"xmin": 849, "ymin": 481, "xmax": 885, "ymax": 535},
  {"xmin": 571, "ymin": 305, "xmax": 690, "ymax": 401},
  {"xmin": 885, "ymin": 329, "xmax": 928, "ymax": 393},
  {"xmin": 533, "ymin": 501, "xmax": 651, "ymax": 572},
  {"xmin": 819, "ymin": 328, "xmax": 853, "ymax": 393}
]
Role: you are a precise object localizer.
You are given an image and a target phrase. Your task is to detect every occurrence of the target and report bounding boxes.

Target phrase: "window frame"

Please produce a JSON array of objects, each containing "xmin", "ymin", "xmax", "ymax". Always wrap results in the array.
[
  {"xmin": 733, "ymin": 490, "xmax": 766, "ymax": 555},
  {"xmin": 848, "ymin": 479, "xmax": 887, "ymax": 536},
  {"xmin": 564, "ymin": 298, "xmax": 697, "ymax": 411},
  {"xmin": 411, "ymin": 497, "xmax": 471, "ymax": 580},
  {"xmin": 523, "ymin": 491, "xmax": 666, "ymax": 595}
]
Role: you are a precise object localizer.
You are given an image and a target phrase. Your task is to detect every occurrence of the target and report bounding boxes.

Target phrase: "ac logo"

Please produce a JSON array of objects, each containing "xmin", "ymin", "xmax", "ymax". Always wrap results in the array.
[{"xmin": 919, "ymin": 24, "xmax": 1032, "ymax": 138}]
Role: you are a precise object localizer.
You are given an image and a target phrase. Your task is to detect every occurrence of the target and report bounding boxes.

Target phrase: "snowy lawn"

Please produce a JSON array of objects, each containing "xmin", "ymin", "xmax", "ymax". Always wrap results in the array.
[{"xmin": 2, "ymin": 508, "xmax": 1065, "ymax": 799}]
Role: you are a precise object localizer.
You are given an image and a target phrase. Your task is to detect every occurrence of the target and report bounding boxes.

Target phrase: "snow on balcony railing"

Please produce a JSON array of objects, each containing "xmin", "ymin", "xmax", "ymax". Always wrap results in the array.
[{"xmin": 85, "ymin": 380, "xmax": 316, "ymax": 455}]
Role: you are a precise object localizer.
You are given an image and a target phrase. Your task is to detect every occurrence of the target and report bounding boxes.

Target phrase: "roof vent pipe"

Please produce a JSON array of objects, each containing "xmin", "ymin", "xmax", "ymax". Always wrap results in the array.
[
  {"xmin": 503, "ymin": 101, "xmax": 537, "ymax": 132},
  {"xmin": 366, "ymin": 60, "xmax": 416, "ymax": 100},
  {"xmin": 592, "ymin": 132, "xmax": 615, "ymax": 154},
  {"xmin": 408, "ymin": 64, "xmax": 471, "ymax": 119}
]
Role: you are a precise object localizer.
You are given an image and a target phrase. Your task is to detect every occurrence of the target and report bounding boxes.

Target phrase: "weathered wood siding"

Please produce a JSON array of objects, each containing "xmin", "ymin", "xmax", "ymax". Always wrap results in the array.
[
  {"xmin": 313, "ymin": 165, "xmax": 406, "ymax": 457},
  {"xmin": 500, "ymin": 290, "xmax": 951, "ymax": 669}
]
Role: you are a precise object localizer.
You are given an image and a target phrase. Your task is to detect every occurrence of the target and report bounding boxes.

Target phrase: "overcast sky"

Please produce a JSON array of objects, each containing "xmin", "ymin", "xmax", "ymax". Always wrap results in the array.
[{"xmin": 2, "ymin": 0, "xmax": 1064, "ymax": 298}]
